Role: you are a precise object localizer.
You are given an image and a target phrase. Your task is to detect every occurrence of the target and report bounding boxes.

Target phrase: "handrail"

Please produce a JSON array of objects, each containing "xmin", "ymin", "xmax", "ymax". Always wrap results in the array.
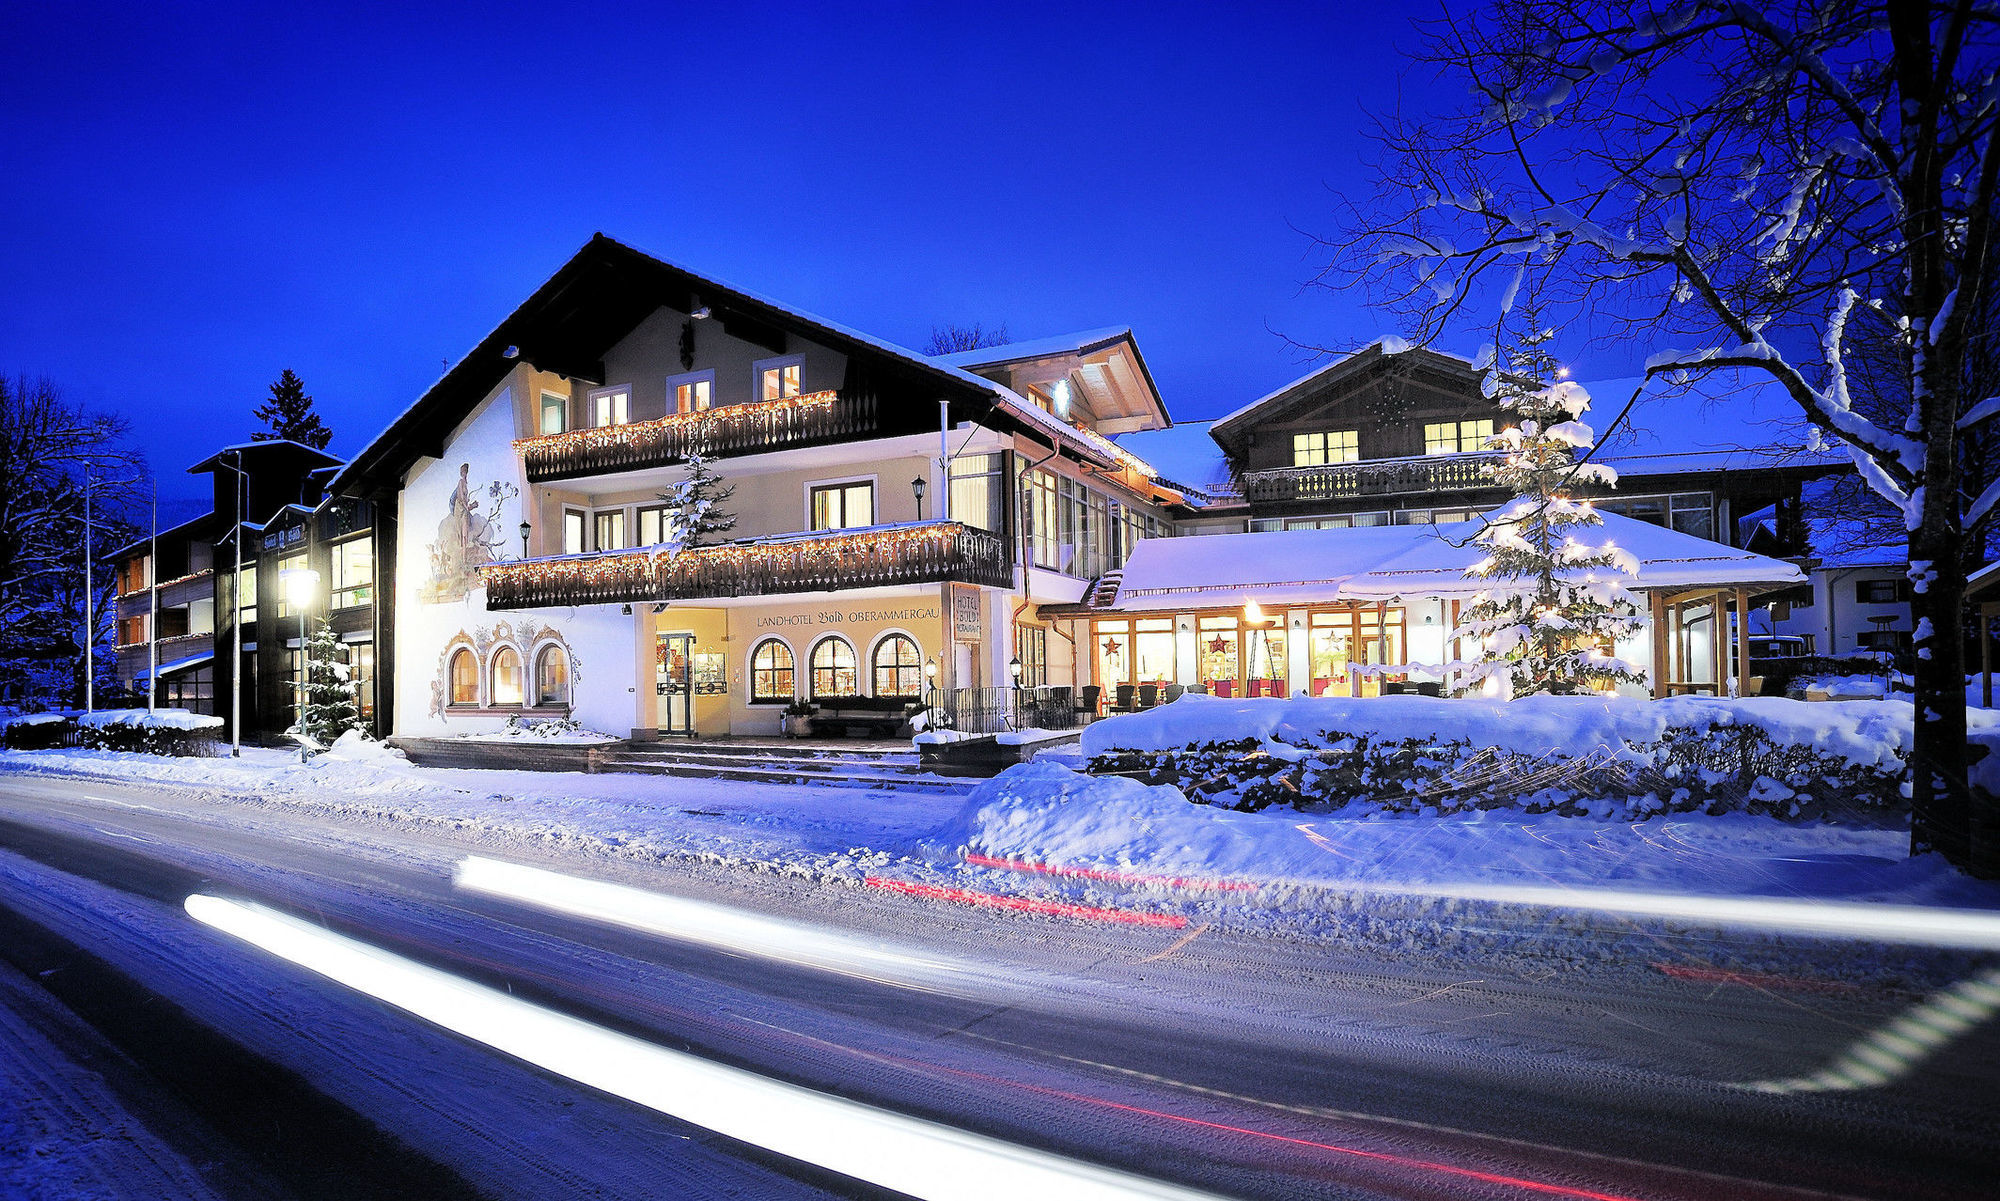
[{"xmin": 514, "ymin": 390, "xmax": 878, "ymax": 481}]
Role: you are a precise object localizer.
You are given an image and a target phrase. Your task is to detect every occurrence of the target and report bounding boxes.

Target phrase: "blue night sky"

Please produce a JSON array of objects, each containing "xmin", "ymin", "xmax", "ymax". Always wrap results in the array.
[{"xmin": 1, "ymin": 2, "xmax": 1618, "ymax": 512}]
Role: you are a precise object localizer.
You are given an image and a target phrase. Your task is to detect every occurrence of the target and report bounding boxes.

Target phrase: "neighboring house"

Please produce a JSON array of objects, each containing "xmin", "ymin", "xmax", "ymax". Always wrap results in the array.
[
  {"xmin": 1748, "ymin": 477, "xmax": 1912, "ymax": 657},
  {"xmin": 327, "ymin": 235, "xmax": 1191, "ymax": 740},
  {"xmin": 110, "ymin": 439, "xmax": 383, "ymax": 742}
]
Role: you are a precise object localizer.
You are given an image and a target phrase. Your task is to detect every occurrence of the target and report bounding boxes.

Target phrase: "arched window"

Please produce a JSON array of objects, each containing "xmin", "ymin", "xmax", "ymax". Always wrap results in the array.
[
  {"xmin": 749, "ymin": 639, "xmax": 795, "ymax": 704},
  {"xmin": 871, "ymin": 634, "xmax": 922, "ymax": 697},
  {"xmin": 809, "ymin": 636, "xmax": 857, "ymax": 698},
  {"xmin": 534, "ymin": 645, "xmax": 570, "ymax": 707},
  {"xmin": 448, "ymin": 647, "xmax": 479, "ymax": 706},
  {"xmin": 490, "ymin": 646, "xmax": 524, "ymax": 706}
]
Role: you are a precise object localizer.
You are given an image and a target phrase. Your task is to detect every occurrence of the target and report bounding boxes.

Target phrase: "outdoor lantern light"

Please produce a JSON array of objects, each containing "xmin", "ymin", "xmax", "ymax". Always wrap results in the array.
[
  {"xmin": 280, "ymin": 566, "xmax": 320, "ymax": 611},
  {"xmin": 519, "ymin": 520, "xmax": 531, "ymax": 557},
  {"xmin": 1009, "ymin": 656, "xmax": 1023, "ymax": 684},
  {"xmin": 924, "ymin": 657, "xmax": 938, "ymax": 681},
  {"xmin": 912, "ymin": 475, "xmax": 926, "ymax": 520}
]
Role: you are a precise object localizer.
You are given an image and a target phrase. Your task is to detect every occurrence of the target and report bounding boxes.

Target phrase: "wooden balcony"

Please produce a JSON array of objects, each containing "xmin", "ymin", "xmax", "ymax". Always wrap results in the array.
[
  {"xmin": 482, "ymin": 521, "xmax": 1013, "ymax": 610},
  {"xmin": 1240, "ymin": 452, "xmax": 1506, "ymax": 504},
  {"xmin": 514, "ymin": 390, "xmax": 879, "ymax": 482}
]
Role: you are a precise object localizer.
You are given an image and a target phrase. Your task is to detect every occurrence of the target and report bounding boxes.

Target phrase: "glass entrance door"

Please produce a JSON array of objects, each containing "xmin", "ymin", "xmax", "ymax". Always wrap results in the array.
[{"xmin": 656, "ymin": 632, "xmax": 694, "ymax": 737}]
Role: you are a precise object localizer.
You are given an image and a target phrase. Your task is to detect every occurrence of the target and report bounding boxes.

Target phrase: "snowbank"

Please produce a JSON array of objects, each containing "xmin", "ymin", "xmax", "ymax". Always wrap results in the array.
[
  {"xmin": 74, "ymin": 708, "xmax": 223, "ymax": 731},
  {"xmin": 1082, "ymin": 693, "xmax": 1965, "ymax": 773}
]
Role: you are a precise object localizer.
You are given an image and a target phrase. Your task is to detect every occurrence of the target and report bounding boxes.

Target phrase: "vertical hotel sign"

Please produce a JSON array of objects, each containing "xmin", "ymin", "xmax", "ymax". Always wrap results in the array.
[{"xmin": 950, "ymin": 583, "xmax": 982, "ymax": 640}]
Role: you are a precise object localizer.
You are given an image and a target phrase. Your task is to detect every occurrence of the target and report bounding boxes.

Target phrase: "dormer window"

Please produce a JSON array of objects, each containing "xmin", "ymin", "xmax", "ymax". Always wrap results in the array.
[
  {"xmin": 755, "ymin": 355, "xmax": 804, "ymax": 402},
  {"xmin": 1424, "ymin": 419, "xmax": 1494, "ymax": 455},
  {"xmin": 589, "ymin": 386, "xmax": 630, "ymax": 427},
  {"xmin": 1292, "ymin": 431, "xmax": 1358, "ymax": 467}
]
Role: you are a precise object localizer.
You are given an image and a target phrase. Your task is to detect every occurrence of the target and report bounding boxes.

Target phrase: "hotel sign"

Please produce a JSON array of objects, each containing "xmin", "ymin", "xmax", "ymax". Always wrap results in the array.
[{"xmin": 950, "ymin": 584, "xmax": 982, "ymax": 640}]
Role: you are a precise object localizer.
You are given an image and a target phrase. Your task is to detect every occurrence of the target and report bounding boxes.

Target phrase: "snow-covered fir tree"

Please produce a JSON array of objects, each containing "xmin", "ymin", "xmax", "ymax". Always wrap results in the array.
[
  {"xmin": 252, "ymin": 368, "xmax": 333, "ymax": 449},
  {"xmin": 1452, "ymin": 323, "xmax": 1646, "ymax": 697},
  {"xmin": 292, "ymin": 618, "xmax": 361, "ymax": 749},
  {"xmin": 656, "ymin": 452, "xmax": 736, "ymax": 551}
]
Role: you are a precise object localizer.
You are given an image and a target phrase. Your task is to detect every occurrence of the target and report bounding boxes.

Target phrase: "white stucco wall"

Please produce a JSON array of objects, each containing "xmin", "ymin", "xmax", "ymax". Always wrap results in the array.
[{"xmin": 395, "ymin": 375, "xmax": 640, "ymax": 738}]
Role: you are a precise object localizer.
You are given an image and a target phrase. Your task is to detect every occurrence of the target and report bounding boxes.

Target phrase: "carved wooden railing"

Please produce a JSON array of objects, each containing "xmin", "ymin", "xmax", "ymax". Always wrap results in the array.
[
  {"xmin": 514, "ymin": 390, "xmax": 878, "ymax": 481},
  {"xmin": 1240, "ymin": 451, "xmax": 1507, "ymax": 503},
  {"xmin": 482, "ymin": 521, "xmax": 1013, "ymax": 610}
]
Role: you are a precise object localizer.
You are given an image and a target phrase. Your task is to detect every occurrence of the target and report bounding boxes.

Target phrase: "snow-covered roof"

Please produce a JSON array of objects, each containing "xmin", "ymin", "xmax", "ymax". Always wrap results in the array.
[
  {"xmin": 1210, "ymin": 339, "xmax": 1480, "ymax": 436},
  {"xmin": 931, "ymin": 326, "xmax": 1134, "ymax": 369},
  {"xmin": 1111, "ymin": 422, "xmax": 1235, "ymax": 498},
  {"xmin": 150, "ymin": 651, "xmax": 215, "ymax": 678},
  {"xmin": 1095, "ymin": 510, "xmax": 1803, "ymax": 612},
  {"xmin": 187, "ymin": 439, "xmax": 342, "ymax": 474}
]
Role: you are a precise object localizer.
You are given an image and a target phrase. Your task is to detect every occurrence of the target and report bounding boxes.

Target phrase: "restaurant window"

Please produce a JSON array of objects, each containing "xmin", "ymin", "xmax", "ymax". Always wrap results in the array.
[
  {"xmin": 1197, "ymin": 615, "xmax": 1241, "ymax": 696},
  {"xmin": 490, "ymin": 646, "xmax": 524, "ymax": 706},
  {"xmin": 1095, "ymin": 620, "xmax": 1131, "ymax": 689},
  {"xmin": 871, "ymin": 634, "xmax": 923, "ymax": 697},
  {"xmin": 810, "ymin": 481, "xmax": 875, "ymax": 531},
  {"xmin": 448, "ymin": 648, "xmax": 479, "ymax": 707},
  {"xmin": 589, "ymin": 386, "xmax": 630, "ymax": 428},
  {"xmin": 1423, "ymin": 419, "xmax": 1494, "ymax": 455},
  {"xmin": 1132, "ymin": 618, "xmax": 1174, "ymax": 686},
  {"xmin": 534, "ymin": 645, "xmax": 570, "ymax": 707},
  {"xmin": 749, "ymin": 639, "xmax": 795, "ymax": 703},
  {"xmin": 540, "ymin": 392, "xmax": 569, "ymax": 435},
  {"xmin": 1292, "ymin": 430, "xmax": 1359, "ymax": 467},
  {"xmin": 330, "ymin": 536, "xmax": 372, "ymax": 609},
  {"xmin": 669, "ymin": 370, "xmax": 714, "ymax": 414},
  {"xmin": 1014, "ymin": 624, "xmax": 1047, "ymax": 689},
  {"xmin": 350, "ymin": 642, "xmax": 376, "ymax": 721},
  {"xmin": 756, "ymin": 355, "xmax": 804, "ymax": 402},
  {"xmin": 809, "ymin": 636, "xmax": 857, "ymax": 698},
  {"xmin": 594, "ymin": 509, "xmax": 628, "ymax": 552},
  {"xmin": 948, "ymin": 453, "xmax": 1004, "ymax": 533}
]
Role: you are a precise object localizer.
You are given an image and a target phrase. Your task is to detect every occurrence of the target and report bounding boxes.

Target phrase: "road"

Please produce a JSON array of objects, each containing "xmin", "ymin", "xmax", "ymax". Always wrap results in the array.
[{"xmin": 0, "ymin": 767, "xmax": 1996, "ymax": 1201}]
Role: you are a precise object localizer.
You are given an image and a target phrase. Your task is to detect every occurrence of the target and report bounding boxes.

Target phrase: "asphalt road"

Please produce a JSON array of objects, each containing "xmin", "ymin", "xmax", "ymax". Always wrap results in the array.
[{"xmin": 0, "ymin": 768, "xmax": 1996, "ymax": 1201}]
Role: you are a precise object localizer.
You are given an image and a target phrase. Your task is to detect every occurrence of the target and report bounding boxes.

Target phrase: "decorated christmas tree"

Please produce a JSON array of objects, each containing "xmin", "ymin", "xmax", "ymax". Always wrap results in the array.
[
  {"xmin": 657, "ymin": 452, "xmax": 736, "ymax": 551},
  {"xmin": 1452, "ymin": 320, "xmax": 1647, "ymax": 697},
  {"xmin": 292, "ymin": 618, "xmax": 362, "ymax": 749}
]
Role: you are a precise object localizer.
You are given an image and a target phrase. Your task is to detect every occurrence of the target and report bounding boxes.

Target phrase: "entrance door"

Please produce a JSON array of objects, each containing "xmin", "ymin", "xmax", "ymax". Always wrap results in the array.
[{"xmin": 656, "ymin": 632, "xmax": 694, "ymax": 737}]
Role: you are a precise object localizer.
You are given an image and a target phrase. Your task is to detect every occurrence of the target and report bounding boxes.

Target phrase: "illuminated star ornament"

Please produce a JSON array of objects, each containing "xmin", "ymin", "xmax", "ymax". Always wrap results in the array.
[
  {"xmin": 1208, "ymin": 636, "xmax": 1230, "ymax": 653},
  {"xmin": 1100, "ymin": 637, "xmax": 1123, "ymax": 657}
]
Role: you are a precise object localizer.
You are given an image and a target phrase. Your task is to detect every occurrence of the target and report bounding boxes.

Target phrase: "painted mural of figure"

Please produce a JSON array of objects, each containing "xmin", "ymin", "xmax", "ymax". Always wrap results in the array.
[{"xmin": 421, "ymin": 463, "xmax": 504, "ymax": 604}]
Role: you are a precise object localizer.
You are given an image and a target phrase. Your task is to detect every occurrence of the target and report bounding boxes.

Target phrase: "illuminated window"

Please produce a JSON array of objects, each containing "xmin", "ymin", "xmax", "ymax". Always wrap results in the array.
[
  {"xmin": 448, "ymin": 648, "xmax": 478, "ymax": 706},
  {"xmin": 562, "ymin": 509, "xmax": 587, "ymax": 555},
  {"xmin": 589, "ymin": 386, "xmax": 630, "ymax": 428},
  {"xmin": 330, "ymin": 536, "xmax": 372, "ymax": 609},
  {"xmin": 755, "ymin": 355, "xmax": 804, "ymax": 402},
  {"xmin": 749, "ymin": 639, "xmax": 795, "ymax": 703},
  {"xmin": 871, "ymin": 634, "xmax": 922, "ymax": 697},
  {"xmin": 490, "ymin": 646, "xmax": 523, "ymax": 705},
  {"xmin": 810, "ymin": 481, "xmax": 874, "ymax": 531},
  {"xmin": 539, "ymin": 392, "xmax": 568, "ymax": 435},
  {"xmin": 809, "ymin": 636, "xmax": 857, "ymax": 698},
  {"xmin": 1423, "ymin": 419, "xmax": 1495, "ymax": 455},
  {"xmin": 1292, "ymin": 431, "xmax": 1358, "ymax": 467},
  {"xmin": 350, "ymin": 642, "xmax": 375, "ymax": 720},
  {"xmin": 276, "ymin": 553, "xmax": 309, "ymax": 618},
  {"xmin": 594, "ymin": 510, "xmax": 627, "ymax": 552},
  {"xmin": 534, "ymin": 645, "xmax": 569, "ymax": 707},
  {"xmin": 669, "ymin": 370, "xmax": 714, "ymax": 413},
  {"xmin": 638, "ymin": 505, "xmax": 674, "ymax": 546}
]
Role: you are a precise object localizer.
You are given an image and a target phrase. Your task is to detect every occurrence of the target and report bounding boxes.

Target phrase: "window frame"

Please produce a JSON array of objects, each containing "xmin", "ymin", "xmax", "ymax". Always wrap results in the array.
[
  {"xmin": 1291, "ymin": 430, "xmax": 1359, "ymax": 467},
  {"xmin": 870, "ymin": 633, "xmax": 923, "ymax": 698},
  {"xmin": 587, "ymin": 384, "xmax": 631, "ymax": 428},
  {"xmin": 808, "ymin": 477, "xmax": 877, "ymax": 531},
  {"xmin": 808, "ymin": 635, "xmax": 859, "ymax": 699},
  {"xmin": 748, "ymin": 638, "xmax": 797, "ymax": 705},
  {"xmin": 489, "ymin": 645, "xmax": 525, "ymax": 707},
  {"xmin": 329, "ymin": 534, "xmax": 373, "ymax": 610},
  {"xmin": 539, "ymin": 391, "xmax": 570, "ymax": 435},
  {"xmin": 533, "ymin": 644, "xmax": 571, "ymax": 708},
  {"xmin": 562, "ymin": 507, "xmax": 589, "ymax": 556},
  {"xmin": 753, "ymin": 354, "xmax": 806, "ymax": 403},
  {"xmin": 667, "ymin": 369, "xmax": 716, "ymax": 414},
  {"xmin": 593, "ymin": 508, "xmax": 628, "ymax": 552},
  {"xmin": 637, "ymin": 503, "xmax": 675, "ymax": 547},
  {"xmin": 447, "ymin": 647, "xmax": 479, "ymax": 708}
]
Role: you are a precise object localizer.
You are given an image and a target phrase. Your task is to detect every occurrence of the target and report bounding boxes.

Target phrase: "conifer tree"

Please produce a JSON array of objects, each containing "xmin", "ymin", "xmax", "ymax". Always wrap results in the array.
[
  {"xmin": 1452, "ymin": 320, "xmax": 1647, "ymax": 697},
  {"xmin": 252, "ymin": 369, "xmax": 333, "ymax": 449},
  {"xmin": 293, "ymin": 618, "xmax": 361, "ymax": 749},
  {"xmin": 657, "ymin": 453, "xmax": 736, "ymax": 550}
]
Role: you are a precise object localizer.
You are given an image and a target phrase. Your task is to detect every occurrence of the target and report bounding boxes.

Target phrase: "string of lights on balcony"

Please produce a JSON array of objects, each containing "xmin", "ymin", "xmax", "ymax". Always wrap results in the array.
[{"xmin": 512, "ymin": 390, "xmax": 844, "ymax": 463}]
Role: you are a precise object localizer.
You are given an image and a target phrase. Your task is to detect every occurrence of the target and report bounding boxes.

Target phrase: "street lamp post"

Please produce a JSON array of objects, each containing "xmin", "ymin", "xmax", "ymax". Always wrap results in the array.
[
  {"xmin": 82, "ymin": 462, "xmax": 94, "ymax": 715},
  {"xmin": 1008, "ymin": 654, "xmax": 1024, "ymax": 729}
]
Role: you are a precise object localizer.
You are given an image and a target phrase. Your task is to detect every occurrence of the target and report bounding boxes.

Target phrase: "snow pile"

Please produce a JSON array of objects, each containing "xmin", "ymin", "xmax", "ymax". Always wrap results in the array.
[
  {"xmin": 1082, "ymin": 694, "xmax": 1968, "ymax": 816},
  {"xmin": 315, "ymin": 728, "xmax": 407, "ymax": 764},
  {"xmin": 74, "ymin": 708, "xmax": 223, "ymax": 730},
  {"xmin": 455, "ymin": 716, "xmax": 622, "ymax": 744}
]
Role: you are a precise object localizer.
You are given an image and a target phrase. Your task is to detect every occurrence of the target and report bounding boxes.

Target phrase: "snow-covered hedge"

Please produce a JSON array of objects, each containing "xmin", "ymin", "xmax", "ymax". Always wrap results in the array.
[
  {"xmin": 74, "ymin": 709, "xmax": 225, "ymax": 757},
  {"xmin": 1082, "ymin": 695, "xmax": 1972, "ymax": 818},
  {"xmin": 0, "ymin": 711, "xmax": 73, "ymax": 751}
]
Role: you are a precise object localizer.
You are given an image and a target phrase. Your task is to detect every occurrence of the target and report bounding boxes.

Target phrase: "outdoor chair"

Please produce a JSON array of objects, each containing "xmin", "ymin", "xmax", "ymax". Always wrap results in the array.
[
  {"xmin": 1137, "ymin": 682, "xmax": 1160, "ymax": 709},
  {"xmin": 1212, "ymin": 679, "xmax": 1237, "ymax": 698},
  {"xmin": 1163, "ymin": 684, "xmax": 1185, "ymax": 703},
  {"xmin": 1187, "ymin": 684, "xmax": 1209, "ymax": 695},
  {"xmin": 1108, "ymin": 683, "xmax": 1138, "ymax": 714},
  {"xmin": 1075, "ymin": 684, "xmax": 1102, "ymax": 718}
]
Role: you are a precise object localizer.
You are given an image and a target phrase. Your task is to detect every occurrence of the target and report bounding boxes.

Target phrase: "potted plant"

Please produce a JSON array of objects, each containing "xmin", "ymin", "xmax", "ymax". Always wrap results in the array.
[{"xmin": 781, "ymin": 701, "xmax": 815, "ymax": 738}]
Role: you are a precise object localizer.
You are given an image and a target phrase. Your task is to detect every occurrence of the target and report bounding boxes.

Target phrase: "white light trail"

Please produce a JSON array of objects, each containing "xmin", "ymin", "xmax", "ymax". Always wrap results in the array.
[
  {"xmin": 185, "ymin": 894, "xmax": 1218, "ymax": 1201},
  {"xmin": 1744, "ymin": 967, "xmax": 2000, "ymax": 1093},
  {"xmin": 452, "ymin": 855, "xmax": 1010, "ymax": 997}
]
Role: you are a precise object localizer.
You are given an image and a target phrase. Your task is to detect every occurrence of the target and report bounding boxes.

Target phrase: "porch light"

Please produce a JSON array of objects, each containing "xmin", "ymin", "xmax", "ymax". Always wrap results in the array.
[
  {"xmin": 1243, "ymin": 600, "xmax": 1272, "ymax": 626},
  {"xmin": 1009, "ymin": 656, "xmax": 1023, "ymax": 683},
  {"xmin": 924, "ymin": 657, "xmax": 938, "ymax": 681},
  {"xmin": 519, "ymin": 520, "xmax": 532, "ymax": 557},
  {"xmin": 280, "ymin": 566, "xmax": 320, "ymax": 609},
  {"xmin": 912, "ymin": 475, "xmax": 926, "ymax": 521}
]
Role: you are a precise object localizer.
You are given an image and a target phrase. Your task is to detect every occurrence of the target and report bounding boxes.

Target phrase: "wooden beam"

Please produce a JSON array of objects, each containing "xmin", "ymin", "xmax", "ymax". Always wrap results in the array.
[
  {"xmin": 1649, "ymin": 591, "xmax": 1669, "ymax": 699},
  {"xmin": 1708, "ymin": 593, "xmax": 1724, "ymax": 696},
  {"xmin": 1735, "ymin": 588, "xmax": 1752, "ymax": 696}
]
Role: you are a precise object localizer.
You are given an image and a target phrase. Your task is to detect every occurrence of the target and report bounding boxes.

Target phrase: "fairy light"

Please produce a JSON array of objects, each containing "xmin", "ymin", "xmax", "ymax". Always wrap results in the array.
[{"xmin": 514, "ymin": 390, "xmax": 845, "ymax": 471}]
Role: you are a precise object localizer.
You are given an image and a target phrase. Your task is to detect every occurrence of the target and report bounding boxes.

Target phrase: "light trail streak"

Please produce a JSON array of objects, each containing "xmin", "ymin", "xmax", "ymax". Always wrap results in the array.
[
  {"xmin": 865, "ymin": 877, "xmax": 1189, "ymax": 928},
  {"xmin": 1743, "ymin": 966, "xmax": 2000, "ymax": 1093},
  {"xmin": 962, "ymin": 851, "xmax": 1258, "ymax": 892},
  {"xmin": 184, "ymin": 894, "xmax": 1220, "ymax": 1201}
]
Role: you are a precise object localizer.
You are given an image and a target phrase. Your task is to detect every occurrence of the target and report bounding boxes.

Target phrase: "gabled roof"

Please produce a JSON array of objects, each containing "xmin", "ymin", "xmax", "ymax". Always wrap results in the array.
[
  {"xmin": 932, "ymin": 326, "xmax": 1134, "ymax": 370},
  {"xmin": 1209, "ymin": 339, "xmax": 1486, "ymax": 453},
  {"xmin": 331, "ymin": 235, "xmax": 1143, "ymax": 497},
  {"xmin": 934, "ymin": 325, "xmax": 1170, "ymax": 432},
  {"xmin": 186, "ymin": 439, "xmax": 342, "ymax": 476},
  {"xmin": 108, "ymin": 512, "xmax": 216, "ymax": 561}
]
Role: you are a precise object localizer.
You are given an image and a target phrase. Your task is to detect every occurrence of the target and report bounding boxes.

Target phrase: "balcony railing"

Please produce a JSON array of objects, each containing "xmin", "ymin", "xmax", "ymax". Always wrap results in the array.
[
  {"xmin": 514, "ymin": 390, "xmax": 879, "ymax": 482},
  {"xmin": 1240, "ymin": 451, "xmax": 1506, "ymax": 504},
  {"xmin": 482, "ymin": 521, "xmax": 1013, "ymax": 610}
]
